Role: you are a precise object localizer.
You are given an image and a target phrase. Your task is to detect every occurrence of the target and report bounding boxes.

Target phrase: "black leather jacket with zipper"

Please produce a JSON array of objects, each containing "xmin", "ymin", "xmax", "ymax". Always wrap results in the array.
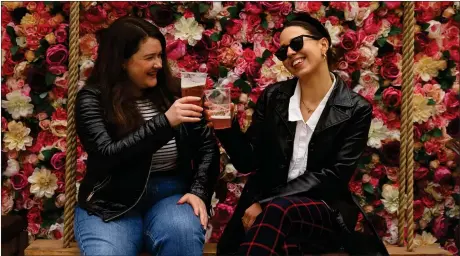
[{"xmin": 75, "ymin": 85, "xmax": 220, "ymax": 222}]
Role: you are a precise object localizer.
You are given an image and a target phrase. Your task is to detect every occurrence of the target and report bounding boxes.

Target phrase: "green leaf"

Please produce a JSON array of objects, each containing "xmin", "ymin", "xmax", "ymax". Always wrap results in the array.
[
  {"xmin": 420, "ymin": 133, "xmax": 429, "ymax": 143},
  {"xmin": 262, "ymin": 49, "xmax": 272, "ymax": 59},
  {"xmin": 173, "ymin": 13, "xmax": 182, "ymax": 20},
  {"xmin": 228, "ymin": 6, "xmax": 238, "ymax": 18},
  {"xmin": 45, "ymin": 72, "xmax": 57, "ymax": 86},
  {"xmin": 261, "ymin": 19, "xmax": 268, "ymax": 29},
  {"xmin": 427, "ymin": 98, "xmax": 436, "ymax": 105},
  {"xmin": 234, "ymin": 79, "xmax": 246, "ymax": 88},
  {"xmin": 442, "ymin": 50, "xmax": 451, "ymax": 59},
  {"xmin": 352, "ymin": 70, "xmax": 361, "ymax": 83},
  {"xmin": 377, "ymin": 37, "xmax": 387, "ymax": 47},
  {"xmin": 218, "ymin": 66, "xmax": 228, "ymax": 78},
  {"xmin": 241, "ymin": 82, "xmax": 252, "ymax": 93},
  {"xmin": 431, "ymin": 128, "xmax": 442, "ymax": 137},
  {"xmin": 454, "ymin": 13, "xmax": 460, "ymax": 22},
  {"xmin": 388, "ymin": 26, "xmax": 402, "ymax": 36},
  {"xmin": 40, "ymin": 148, "xmax": 60, "ymax": 163},
  {"xmin": 199, "ymin": 3, "xmax": 210, "ymax": 14},
  {"xmin": 6, "ymin": 26, "xmax": 17, "ymax": 45},
  {"xmin": 363, "ymin": 183, "xmax": 374, "ymax": 194},
  {"xmin": 421, "ymin": 23, "xmax": 430, "ymax": 31},
  {"xmin": 219, "ymin": 17, "xmax": 229, "ymax": 30},
  {"xmin": 149, "ymin": 5, "xmax": 160, "ymax": 14},
  {"xmin": 286, "ymin": 13, "xmax": 297, "ymax": 22},
  {"xmin": 256, "ymin": 57, "xmax": 265, "ymax": 65},
  {"xmin": 10, "ymin": 45, "xmax": 19, "ymax": 56},
  {"xmin": 210, "ymin": 32, "xmax": 221, "ymax": 42}
]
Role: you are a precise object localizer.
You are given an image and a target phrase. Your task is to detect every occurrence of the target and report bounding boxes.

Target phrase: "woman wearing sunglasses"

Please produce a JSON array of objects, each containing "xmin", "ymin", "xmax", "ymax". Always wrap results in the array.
[{"xmin": 209, "ymin": 14, "xmax": 389, "ymax": 255}]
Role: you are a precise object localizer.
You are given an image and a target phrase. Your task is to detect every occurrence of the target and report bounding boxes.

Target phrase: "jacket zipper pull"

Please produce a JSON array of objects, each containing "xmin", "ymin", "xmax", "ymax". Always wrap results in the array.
[{"xmin": 86, "ymin": 191, "xmax": 95, "ymax": 202}]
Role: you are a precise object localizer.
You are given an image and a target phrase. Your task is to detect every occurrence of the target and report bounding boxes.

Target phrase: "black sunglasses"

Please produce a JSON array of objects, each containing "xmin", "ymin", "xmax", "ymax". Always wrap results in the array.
[{"xmin": 275, "ymin": 34, "xmax": 322, "ymax": 61}]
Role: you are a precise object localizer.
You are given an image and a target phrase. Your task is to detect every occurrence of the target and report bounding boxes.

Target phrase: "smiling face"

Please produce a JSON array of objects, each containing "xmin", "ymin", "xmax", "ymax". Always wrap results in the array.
[
  {"xmin": 279, "ymin": 26, "xmax": 329, "ymax": 78},
  {"xmin": 124, "ymin": 37, "xmax": 163, "ymax": 90}
]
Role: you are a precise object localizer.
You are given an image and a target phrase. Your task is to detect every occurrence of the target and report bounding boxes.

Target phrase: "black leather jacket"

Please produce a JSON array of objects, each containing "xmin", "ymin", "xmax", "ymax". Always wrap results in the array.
[
  {"xmin": 75, "ymin": 85, "xmax": 220, "ymax": 222},
  {"xmin": 216, "ymin": 76, "xmax": 389, "ymax": 255}
]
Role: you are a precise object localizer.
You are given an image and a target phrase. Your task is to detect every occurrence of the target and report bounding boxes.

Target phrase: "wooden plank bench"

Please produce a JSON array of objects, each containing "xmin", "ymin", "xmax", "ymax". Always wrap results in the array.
[{"xmin": 25, "ymin": 239, "xmax": 452, "ymax": 256}]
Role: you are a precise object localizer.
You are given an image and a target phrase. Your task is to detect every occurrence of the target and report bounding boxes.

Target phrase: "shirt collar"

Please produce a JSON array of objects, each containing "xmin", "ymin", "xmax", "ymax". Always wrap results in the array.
[{"xmin": 288, "ymin": 73, "xmax": 337, "ymax": 128}]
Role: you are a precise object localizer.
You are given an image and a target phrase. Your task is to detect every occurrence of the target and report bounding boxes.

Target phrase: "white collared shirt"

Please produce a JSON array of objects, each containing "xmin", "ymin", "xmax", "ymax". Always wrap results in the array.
[{"xmin": 287, "ymin": 73, "xmax": 336, "ymax": 181}]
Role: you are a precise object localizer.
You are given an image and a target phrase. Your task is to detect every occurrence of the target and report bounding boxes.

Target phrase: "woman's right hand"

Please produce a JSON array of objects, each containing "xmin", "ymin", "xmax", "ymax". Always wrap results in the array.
[{"xmin": 165, "ymin": 96, "xmax": 203, "ymax": 127}]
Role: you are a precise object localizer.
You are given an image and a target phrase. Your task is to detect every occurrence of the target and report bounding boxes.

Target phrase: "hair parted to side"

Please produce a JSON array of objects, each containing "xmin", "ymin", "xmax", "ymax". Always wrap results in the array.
[
  {"xmin": 283, "ymin": 13, "xmax": 339, "ymax": 70},
  {"xmin": 86, "ymin": 16, "xmax": 179, "ymax": 137}
]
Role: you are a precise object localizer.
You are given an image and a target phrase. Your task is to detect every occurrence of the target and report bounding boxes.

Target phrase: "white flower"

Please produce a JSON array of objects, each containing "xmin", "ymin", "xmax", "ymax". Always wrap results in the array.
[
  {"xmin": 413, "ymin": 94, "xmax": 437, "ymax": 124},
  {"xmin": 345, "ymin": 2, "xmax": 371, "ymax": 27},
  {"xmin": 414, "ymin": 231, "xmax": 437, "ymax": 247},
  {"xmin": 378, "ymin": 19, "xmax": 392, "ymax": 38},
  {"xmin": 446, "ymin": 205, "xmax": 460, "ymax": 218},
  {"xmin": 28, "ymin": 167, "xmax": 58, "ymax": 198},
  {"xmin": 47, "ymin": 223, "xmax": 64, "ymax": 240},
  {"xmin": 425, "ymin": 20, "xmax": 443, "ymax": 46},
  {"xmin": 368, "ymin": 119, "xmax": 395, "ymax": 149},
  {"xmin": 381, "ymin": 184, "xmax": 399, "ymax": 214},
  {"xmin": 174, "ymin": 17, "xmax": 204, "ymax": 46},
  {"xmin": 272, "ymin": 57, "xmax": 293, "ymax": 82},
  {"xmin": 3, "ymin": 121, "xmax": 33, "ymax": 151},
  {"xmin": 207, "ymin": 2, "xmax": 223, "ymax": 19},
  {"xmin": 15, "ymin": 36, "xmax": 27, "ymax": 48},
  {"xmin": 2, "ymin": 90, "xmax": 34, "ymax": 120},
  {"xmin": 384, "ymin": 218, "xmax": 398, "ymax": 245},
  {"xmin": 324, "ymin": 20, "xmax": 342, "ymax": 46},
  {"xmin": 359, "ymin": 45, "xmax": 378, "ymax": 68},
  {"xmin": 4, "ymin": 159, "xmax": 20, "ymax": 177}
]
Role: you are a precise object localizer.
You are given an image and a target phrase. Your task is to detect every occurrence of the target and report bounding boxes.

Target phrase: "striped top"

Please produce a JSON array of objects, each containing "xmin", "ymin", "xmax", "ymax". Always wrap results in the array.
[{"xmin": 136, "ymin": 99, "xmax": 178, "ymax": 173}]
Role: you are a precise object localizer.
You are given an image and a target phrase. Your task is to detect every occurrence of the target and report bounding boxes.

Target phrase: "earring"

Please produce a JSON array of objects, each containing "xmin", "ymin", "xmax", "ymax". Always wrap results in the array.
[{"xmin": 322, "ymin": 53, "xmax": 327, "ymax": 60}]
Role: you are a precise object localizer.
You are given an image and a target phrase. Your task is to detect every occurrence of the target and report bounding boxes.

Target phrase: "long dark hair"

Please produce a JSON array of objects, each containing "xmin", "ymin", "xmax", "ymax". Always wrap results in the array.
[
  {"xmin": 284, "ymin": 13, "xmax": 338, "ymax": 70},
  {"xmin": 86, "ymin": 16, "xmax": 179, "ymax": 137}
]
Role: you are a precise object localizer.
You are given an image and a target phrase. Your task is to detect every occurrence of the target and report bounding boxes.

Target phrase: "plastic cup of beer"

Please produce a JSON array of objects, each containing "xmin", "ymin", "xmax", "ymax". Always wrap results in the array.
[
  {"xmin": 181, "ymin": 72, "xmax": 207, "ymax": 106},
  {"xmin": 204, "ymin": 88, "xmax": 232, "ymax": 130}
]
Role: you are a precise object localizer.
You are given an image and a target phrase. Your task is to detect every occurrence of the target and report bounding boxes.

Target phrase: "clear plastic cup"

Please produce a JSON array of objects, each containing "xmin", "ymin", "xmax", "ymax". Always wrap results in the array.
[
  {"xmin": 204, "ymin": 88, "xmax": 231, "ymax": 129},
  {"xmin": 181, "ymin": 72, "xmax": 207, "ymax": 106}
]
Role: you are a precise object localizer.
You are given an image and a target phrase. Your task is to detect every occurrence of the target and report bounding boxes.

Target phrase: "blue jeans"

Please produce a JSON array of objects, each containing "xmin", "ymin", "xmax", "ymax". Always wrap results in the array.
[{"xmin": 74, "ymin": 175, "xmax": 205, "ymax": 256}]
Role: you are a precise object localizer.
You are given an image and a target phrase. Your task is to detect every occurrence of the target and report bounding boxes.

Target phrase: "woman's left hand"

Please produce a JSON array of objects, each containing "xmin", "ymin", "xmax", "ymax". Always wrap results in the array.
[{"xmin": 177, "ymin": 193, "xmax": 208, "ymax": 229}]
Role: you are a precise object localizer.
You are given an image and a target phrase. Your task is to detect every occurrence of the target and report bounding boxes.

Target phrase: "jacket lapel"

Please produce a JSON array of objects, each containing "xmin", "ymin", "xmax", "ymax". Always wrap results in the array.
[{"xmin": 275, "ymin": 78, "xmax": 298, "ymax": 138}]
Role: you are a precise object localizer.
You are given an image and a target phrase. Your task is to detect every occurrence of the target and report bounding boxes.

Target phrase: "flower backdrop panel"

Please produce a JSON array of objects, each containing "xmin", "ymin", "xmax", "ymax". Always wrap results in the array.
[{"xmin": 2, "ymin": 1, "xmax": 460, "ymax": 254}]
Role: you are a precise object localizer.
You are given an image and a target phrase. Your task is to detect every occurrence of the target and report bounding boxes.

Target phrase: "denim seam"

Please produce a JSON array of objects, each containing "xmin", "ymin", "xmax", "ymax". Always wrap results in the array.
[
  {"xmin": 144, "ymin": 230, "xmax": 158, "ymax": 256},
  {"xmin": 75, "ymin": 211, "xmax": 87, "ymax": 256}
]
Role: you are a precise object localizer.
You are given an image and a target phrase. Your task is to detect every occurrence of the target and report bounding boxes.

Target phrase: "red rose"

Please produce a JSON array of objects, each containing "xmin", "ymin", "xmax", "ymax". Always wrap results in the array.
[
  {"xmin": 110, "ymin": 1, "xmax": 130, "ymax": 9},
  {"xmin": 444, "ymin": 90, "xmax": 460, "ymax": 119},
  {"xmin": 421, "ymin": 194, "xmax": 435, "ymax": 208},
  {"xmin": 244, "ymin": 2, "xmax": 263, "ymax": 14},
  {"xmin": 84, "ymin": 5, "xmax": 107, "ymax": 23},
  {"xmin": 345, "ymin": 50, "xmax": 360, "ymax": 63},
  {"xmin": 434, "ymin": 166, "xmax": 451, "ymax": 183},
  {"xmin": 371, "ymin": 165, "xmax": 386, "ymax": 179},
  {"xmin": 220, "ymin": 34, "xmax": 234, "ymax": 48},
  {"xmin": 246, "ymin": 14, "xmax": 261, "ymax": 28},
  {"xmin": 382, "ymin": 87, "xmax": 402, "ymax": 107},
  {"xmin": 348, "ymin": 181, "xmax": 363, "ymax": 195},
  {"xmin": 183, "ymin": 10, "xmax": 194, "ymax": 19},
  {"xmin": 166, "ymin": 40, "xmax": 187, "ymax": 60},
  {"xmin": 22, "ymin": 163, "xmax": 35, "ymax": 177},
  {"xmin": 50, "ymin": 152, "xmax": 66, "ymax": 171},
  {"xmin": 27, "ymin": 206, "xmax": 42, "ymax": 225},
  {"xmin": 329, "ymin": 2, "xmax": 347, "ymax": 10},
  {"xmin": 48, "ymin": 65, "xmax": 67, "ymax": 75},
  {"xmin": 307, "ymin": 2, "xmax": 323, "ymax": 12},
  {"xmin": 341, "ymin": 30, "xmax": 359, "ymax": 51},
  {"xmin": 444, "ymin": 241, "xmax": 458, "ymax": 255},
  {"xmin": 242, "ymin": 48, "xmax": 256, "ymax": 62},
  {"xmin": 414, "ymin": 167, "xmax": 429, "ymax": 180},
  {"xmin": 226, "ymin": 19, "xmax": 243, "ymax": 35},
  {"xmin": 413, "ymin": 200, "xmax": 425, "ymax": 220},
  {"xmin": 432, "ymin": 216, "xmax": 448, "ymax": 238},
  {"xmin": 52, "ymin": 108, "xmax": 67, "ymax": 121},
  {"xmin": 1, "ymin": 117, "xmax": 8, "ymax": 132},
  {"xmin": 424, "ymin": 139, "xmax": 441, "ymax": 155},
  {"xmin": 206, "ymin": 58, "xmax": 220, "ymax": 77},
  {"xmin": 380, "ymin": 63, "xmax": 400, "ymax": 80},
  {"xmin": 11, "ymin": 172, "xmax": 29, "ymax": 190},
  {"xmin": 54, "ymin": 24, "xmax": 68, "ymax": 44}
]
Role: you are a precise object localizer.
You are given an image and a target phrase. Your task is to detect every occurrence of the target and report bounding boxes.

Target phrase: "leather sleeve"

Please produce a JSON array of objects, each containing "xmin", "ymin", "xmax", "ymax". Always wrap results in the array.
[
  {"xmin": 75, "ymin": 87, "xmax": 175, "ymax": 174},
  {"xmin": 259, "ymin": 103, "xmax": 373, "ymax": 203},
  {"xmin": 213, "ymin": 87, "xmax": 270, "ymax": 174},
  {"xmin": 189, "ymin": 118, "xmax": 220, "ymax": 206}
]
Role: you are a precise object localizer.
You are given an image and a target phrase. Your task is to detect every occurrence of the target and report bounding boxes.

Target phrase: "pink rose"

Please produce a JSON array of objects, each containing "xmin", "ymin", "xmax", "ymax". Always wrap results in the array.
[
  {"xmin": 444, "ymin": 90, "xmax": 460, "ymax": 119},
  {"xmin": 424, "ymin": 139, "xmax": 441, "ymax": 155},
  {"xmin": 380, "ymin": 63, "xmax": 400, "ymax": 80},
  {"xmin": 226, "ymin": 19, "xmax": 243, "ymax": 35},
  {"xmin": 244, "ymin": 2, "xmax": 263, "ymax": 14},
  {"xmin": 11, "ymin": 172, "xmax": 29, "ymax": 190},
  {"xmin": 246, "ymin": 14, "xmax": 261, "ymax": 28},
  {"xmin": 166, "ymin": 40, "xmax": 186, "ymax": 60},
  {"xmin": 51, "ymin": 152, "xmax": 66, "ymax": 170},
  {"xmin": 84, "ymin": 5, "xmax": 107, "ymax": 23},
  {"xmin": 432, "ymin": 216, "xmax": 448, "ymax": 238},
  {"xmin": 54, "ymin": 24, "xmax": 68, "ymax": 44},
  {"xmin": 261, "ymin": 2, "xmax": 292, "ymax": 15},
  {"xmin": 46, "ymin": 44, "xmax": 68, "ymax": 67},
  {"xmin": 444, "ymin": 241, "xmax": 458, "ymax": 255},
  {"xmin": 55, "ymin": 194, "xmax": 66, "ymax": 208},
  {"xmin": 337, "ymin": 61, "xmax": 348, "ymax": 70},
  {"xmin": 220, "ymin": 34, "xmax": 234, "ymax": 48},
  {"xmin": 341, "ymin": 30, "xmax": 359, "ymax": 50},
  {"xmin": 385, "ymin": 2, "xmax": 401, "ymax": 10},
  {"xmin": 48, "ymin": 65, "xmax": 67, "ymax": 75},
  {"xmin": 382, "ymin": 87, "xmax": 402, "ymax": 107},
  {"xmin": 344, "ymin": 50, "xmax": 360, "ymax": 63},
  {"xmin": 348, "ymin": 181, "xmax": 363, "ymax": 195},
  {"xmin": 110, "ymin": 2, "xmax": 130, "ymax": 9},
  {"xmin": 363, "ymin": 13, "xmax": 382, "ymax": 35},
  {"xmin": 76, "ymin": 160, "xmax": 87, "ymax": 182},
  {"xmin": 27, "ymin": 207, "xmax": 42, "ymax": 228},
  {"xmin": 2, "ymin": 117, "xmax": 8, "ymax": 132},
  {"xmin": 52, "ymin": 108, "xmax": 67, "ymax": 121},
  {"xmin": 434, "ymin": 166, "xmax": 451, "ymax": 183}
]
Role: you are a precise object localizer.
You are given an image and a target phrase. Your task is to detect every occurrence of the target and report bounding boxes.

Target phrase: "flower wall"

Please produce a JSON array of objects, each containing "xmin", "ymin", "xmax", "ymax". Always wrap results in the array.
[{"xmin": 2, "ymin": 1, "xmax": 460, "ymax": 253}]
